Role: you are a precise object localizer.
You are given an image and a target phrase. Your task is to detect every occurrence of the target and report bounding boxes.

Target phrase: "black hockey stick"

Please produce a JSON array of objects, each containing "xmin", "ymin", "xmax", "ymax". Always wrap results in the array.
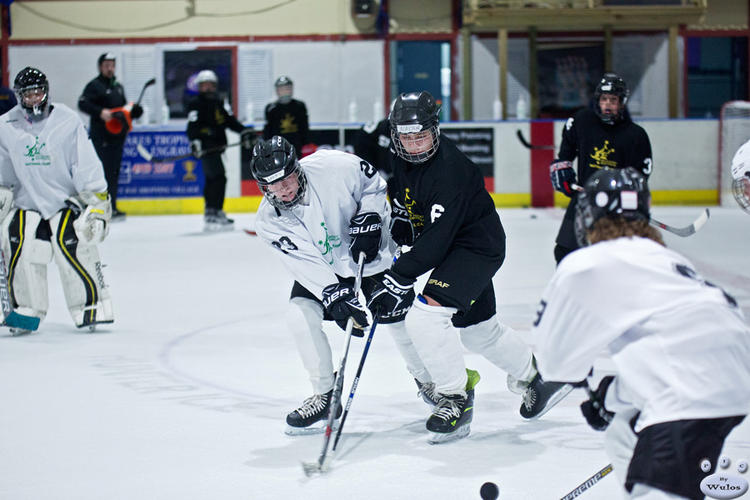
[
  {"xmin": 135, "ymin": 78, "xmax": 156, "ymax": 108},
  {"xmin": 329, "ymin": 317, "xmax": 379, "ymax": 456},
  {"xmin": 516, "ymin": 129, "xmax": 555, "ymax": 150},
  {"xmin": 571, "ymin": 184, "xmax": 710, "ymax": 237},
  {"xmin": 560, "ymin": 463, "xmax": 614, "ymax": 499},
  {"xmin": 302, "ymin": 252, "xmax": 367, "ymax": 477}
]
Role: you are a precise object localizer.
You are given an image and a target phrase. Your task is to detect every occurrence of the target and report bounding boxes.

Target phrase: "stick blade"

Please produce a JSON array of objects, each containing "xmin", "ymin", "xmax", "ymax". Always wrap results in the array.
[
  {"xmin": 144, "ymin": 77, "xmax": 156, "ymax": 87},
  {"xmin": 301, "ymin": 457, "xmax": 331, "ymax": 477},
  {"xmin": 136, "ymin": 143, "xmax": 153, "ymax": 161}
]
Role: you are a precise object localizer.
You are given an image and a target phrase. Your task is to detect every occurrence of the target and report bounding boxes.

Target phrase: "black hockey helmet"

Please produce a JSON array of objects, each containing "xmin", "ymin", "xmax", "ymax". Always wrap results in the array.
[
  {"xmin": 14, "ymin": 67, "xmax": 49, "ymax": 120},
  {"xmin": 594, "ymin": 73, "xmax": 629, "ymax": 125},
  {"xmin": 251, "ymin": 136, "xmax": 307, "ymax": 210},
  {"xmin": 574, "ymin": 167, "xmax": 650, "ymax": 246},
  {"xmin": 389, "ymin": 91, "xmax": 441, "ymax": 163},
  {"xmin": 274, "ymin": 76, "xmax": 293, "ymax": 88}
]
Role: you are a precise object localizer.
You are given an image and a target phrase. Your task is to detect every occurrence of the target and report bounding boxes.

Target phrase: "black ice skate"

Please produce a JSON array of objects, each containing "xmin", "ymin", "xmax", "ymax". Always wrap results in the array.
[
  {"xmin": 426, "ymin": 369, "xmax": 480, "ymax": 444},
  {"xmin": 204, "ymin": 209, "xmax": 234, "ymax": 232},
  {"xmin": 519, "ymin": 373, "xmax": 573, "ymax": 420},
  {"xmin": 415, "ymin": 379, "xmax": 440, "ymax": 406},
  {"xmin": 284, "ymin": 388, "xmax": 343, "ymax": 436}
]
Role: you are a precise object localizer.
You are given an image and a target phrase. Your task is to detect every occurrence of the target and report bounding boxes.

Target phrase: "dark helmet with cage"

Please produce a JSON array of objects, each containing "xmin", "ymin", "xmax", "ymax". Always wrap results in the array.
[
  {"xmin": 593, "ymin": 73, "xmax": 629, "ymax": 125},
  {"xmin": 14, "ymin": 67, "xmax": 49, "ymax": 121},
  {"xmin": 574, "ymin": 167, "xmax": 650, "ymax": 246},
  {"xmin": 389, "ymin": 91, "xmax": 441, "ymax": 163},
  {"xmin": 274, "ymin": 76, "xmax": 293, "ymax": 103},
  {"xmin": 731, "ymin": 139, "xmax": 750, "ymax": 213},
  {"xmin": 251, "ymin": 135, "xmax": 307, "ymax": 210}
]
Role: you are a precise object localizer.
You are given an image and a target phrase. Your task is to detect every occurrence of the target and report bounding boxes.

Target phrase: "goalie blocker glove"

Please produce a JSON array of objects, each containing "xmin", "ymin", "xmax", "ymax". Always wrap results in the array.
[
  {"xmin": 580, "ymin": 375, "xmax": 616, "ymax": 431},
  {"xmin": 390, "ymin": 199, "xmax": 414, "ymax": 246},
  {"xmin": 321, "ymin": 283, "xmax": 369, "ymax": 336},
  {"xmin": 349, "ymin": 212, "xmax": 382, "ymax": 264},
  {"xmin": 550, "ymin": 160, "xmax": 577, "ymax": 197},
  {"xmin": 367, "ymin": 270, "xmax": 415, "ymax": 324}
]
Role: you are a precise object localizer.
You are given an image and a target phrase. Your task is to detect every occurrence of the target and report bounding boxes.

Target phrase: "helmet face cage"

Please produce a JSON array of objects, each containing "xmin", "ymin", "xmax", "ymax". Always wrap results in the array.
[
  {"xmin": 14, "ymin": 67, "xmax": 49, "ymax": 119},
  {"xmin": 574, "ymin": 167, "xmax": 650, "ymax": 246},
  {"xmin": 594, "ymin": 73, "xmax": 629, "ymax": 125},
  {"xmin": 389, "ymin": 91, "xmax": 441, "ymax": 163},
  {"xmin": 251, "ymin": 136, "xmax": 307, "ymax": 210},
  {"xmin": 732, "ymin": 175, "xmax": 750, "ymax": 213}
]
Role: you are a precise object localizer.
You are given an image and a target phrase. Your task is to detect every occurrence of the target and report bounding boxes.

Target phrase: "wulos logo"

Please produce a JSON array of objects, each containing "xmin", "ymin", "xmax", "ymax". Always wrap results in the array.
[{"xmin": 700, "ymin": 456, "xmax": 749, "ymax": 499}]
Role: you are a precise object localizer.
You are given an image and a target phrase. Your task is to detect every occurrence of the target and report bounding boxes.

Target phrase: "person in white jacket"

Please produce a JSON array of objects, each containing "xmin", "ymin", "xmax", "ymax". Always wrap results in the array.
[
  {"xmin": 0, "ymin": 67, "xmax": 114, "ymax": 334},
  {"xmin": 529, "ymin": 167, "xmax": 750, "ymax": 500},
  {"xmin": 731, "ymin": 138, "xmax": 750, "ymax": 213}
]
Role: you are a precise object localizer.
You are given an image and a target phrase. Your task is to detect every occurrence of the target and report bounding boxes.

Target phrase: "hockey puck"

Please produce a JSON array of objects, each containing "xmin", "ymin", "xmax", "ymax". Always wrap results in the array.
[
  {"xmin": 480, "ymin": 481, "xmax": 499, "ymax": 500},
  {"xmin": 530, "ymin": 214, "xmax": 537, "ymax": 219}
]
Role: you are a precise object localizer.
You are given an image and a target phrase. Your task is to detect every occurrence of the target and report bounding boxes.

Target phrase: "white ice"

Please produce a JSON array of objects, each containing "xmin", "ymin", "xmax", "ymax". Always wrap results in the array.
[{"xmin": 1, "ymin": 207, "xmax": 748, "ymax": 500}]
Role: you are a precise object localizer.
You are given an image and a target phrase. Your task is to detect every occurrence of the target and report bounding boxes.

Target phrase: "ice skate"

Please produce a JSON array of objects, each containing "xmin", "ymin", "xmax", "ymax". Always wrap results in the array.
[
  {"xmin": 415, "ymin": 379, "xmax": 439, "ymax": 406},
  {"xmin": 519, "ymin": 373, "xmax": 573, "ymax": 420},
  {"xmin": 426, "ymin": 369, "xmax": 480, "ymax": 444},
  {"xmin": 9, "ymin": 327, "xmax": 32, "ymax": 336},
  {"xmin": 284, "ymin": 388, "xmax": 343, "ymax": 436},
  {"xmin": 204, "ymin": 209, "xmax": 234, "ymax": 232}
]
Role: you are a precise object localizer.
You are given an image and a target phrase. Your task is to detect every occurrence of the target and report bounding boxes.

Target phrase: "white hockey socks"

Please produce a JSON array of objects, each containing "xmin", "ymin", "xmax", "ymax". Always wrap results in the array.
[
  {"xmin": 287, "ymin": 297, "xmax": 335, "ymax": 395},
  {"xmin": 405, "ymin": 299, "xmax": 467, "ymax": 397},
  {"xmin": 384, "ymin": 321, "xmax": 432, "ymax": 383},
  {"xmin": 459, "ymin": 315, "xmax": 536, "ymax": 386}
]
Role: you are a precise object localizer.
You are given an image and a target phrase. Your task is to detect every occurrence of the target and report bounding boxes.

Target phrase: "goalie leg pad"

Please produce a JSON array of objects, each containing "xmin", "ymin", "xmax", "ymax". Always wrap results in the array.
[
  {"xmin": 288, "ymin": 296, "xmax": 334, "ymax": 394},
  {"xmin": 2, "ymin": 209, "xmax": 52, "ymax": 323},
  {"xmin": 50, "ymin": 209, "xmax": 113, "ymax": 328},
  {"xmin": 459, "ymin": 315, "xmax": 535, "ymax": 383}
]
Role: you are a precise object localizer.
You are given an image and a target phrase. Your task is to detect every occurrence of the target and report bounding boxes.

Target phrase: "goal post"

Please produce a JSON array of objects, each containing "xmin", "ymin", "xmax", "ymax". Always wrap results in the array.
[{"xmin": 719, "ymin": 101, "xmax": 750, "ymax": 206}]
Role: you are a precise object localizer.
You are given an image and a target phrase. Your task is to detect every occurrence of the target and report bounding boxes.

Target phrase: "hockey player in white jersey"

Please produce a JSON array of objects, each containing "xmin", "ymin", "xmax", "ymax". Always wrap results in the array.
[
  {"xmin": 530, "ymin": 167, "xmax": 750, "ymax": 499},
  {"xmin": 0, "ymin": 67, "xmax": 114, "ymax": 334},
  {"xmin": 731, "ymin": 138, "xmax": 750, "ymax": 213},
  {"xmin": 251, "ymin": 136, "xmax": 436, "ymax": 435}
]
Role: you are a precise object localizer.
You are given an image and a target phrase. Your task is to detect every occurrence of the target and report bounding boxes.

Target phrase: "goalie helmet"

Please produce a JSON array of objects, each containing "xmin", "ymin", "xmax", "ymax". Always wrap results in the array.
[
  {"xmin": 574, "ymin": 167, "xmax": 650, "ymax": 246},
  {"xmin": 196, "ymin": 70, "xmax": 218, "ymax": 85},
  {"xmin": 251, "ymin": 136, "xmax": 307, "ymax": 210},
  {"xmin": 14, "ymin": 67, "xmax": 49, "ymax": 121},
  {"xmin": 389, "ymin": 91, "xmax": 441, "ymax": 163},
  {"xmin": 594, "ymin": 73, "xmax": 629, "ymax": 125},
  {"xmin": 731, "ymin": 139, "xmax": 750, "ymax": 213}
]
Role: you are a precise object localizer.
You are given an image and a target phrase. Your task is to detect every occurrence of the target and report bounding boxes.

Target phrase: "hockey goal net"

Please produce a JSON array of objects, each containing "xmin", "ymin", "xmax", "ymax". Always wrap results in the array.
[{"xmin": 719, "ymin": 101, "xmax": 750, "ymax": 206}]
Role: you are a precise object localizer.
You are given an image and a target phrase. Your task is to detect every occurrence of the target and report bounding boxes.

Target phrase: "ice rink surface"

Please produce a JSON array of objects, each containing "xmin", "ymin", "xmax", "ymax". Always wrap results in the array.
[{"xmin": 1, "ymin": 206, "xmax": 748, "ymax": 500}]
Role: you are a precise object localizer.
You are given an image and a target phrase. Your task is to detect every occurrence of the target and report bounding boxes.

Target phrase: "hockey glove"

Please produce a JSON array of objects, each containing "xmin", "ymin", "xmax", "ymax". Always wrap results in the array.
[
  {"xmin": 322, "ymin": 283, "xmax": 369, "ymax": 336},
  {"xmin": 131, "ymin": 103, "xmax": 144, "ymax": 119},
  {"xmin": 580, "ymin": 375, "xmax": 616, "ymax": 431},
  {"xmin": 367, "ymin": 270, "xmax": 416, "ymax": 324},
  {"xmin": 68, "ymin": 192, "xmax": 112, "ymax": 244},
  {"xmin": 390, "ymin": 199, "xmax": 414, "ymax": 246},
  {"xmin": 190, "ymin": 139, "xmax": 203, "ymax": 159},
  {"xmin": 349, "ymin": 212, "xmax": 382, "ymax": 264},
  {"xmin": 240, "ymin": 129, "xmax": 256, "ymax": 151},
  {"xmin": 550, "ymin": 160, "xmax": 577, "ymax": 197}
]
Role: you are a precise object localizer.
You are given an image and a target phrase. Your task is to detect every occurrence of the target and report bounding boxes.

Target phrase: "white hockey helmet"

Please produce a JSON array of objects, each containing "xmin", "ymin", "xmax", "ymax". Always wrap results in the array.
[
  {"xmin": 731, "ymin": 138, "xmax": 750, "ymax": 213},
  {"xmin": 196, "ymin": 69, "xmax": 218, "ymax": 85}
]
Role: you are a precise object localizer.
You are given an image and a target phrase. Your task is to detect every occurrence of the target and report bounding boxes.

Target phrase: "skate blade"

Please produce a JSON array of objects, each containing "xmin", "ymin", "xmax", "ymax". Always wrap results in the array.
[
  {"xmin": 9, "ymin": 327, "xmax": 32, "ymax": 336},
  {"xmin": 204, "ymin": 223, "xmax": 234, "ymax": 233},
  {"xmin": 284, "ymin": 422, "xmax": 338, "ymax": 436},
  {"xmin": 427, "ymin": 424, "xmax": 470, "ymax": 445},
  {"xmin": 525, "ymin": 383, "xmax": 575, "ymax": 421}
]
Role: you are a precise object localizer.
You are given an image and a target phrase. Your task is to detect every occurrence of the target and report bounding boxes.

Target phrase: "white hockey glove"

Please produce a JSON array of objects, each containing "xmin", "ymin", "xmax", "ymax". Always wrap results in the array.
[
  {"xmin": 190, "ymin": 139, "xmax": 203, "ymax": 158},
  {"xmin": 68, "ymin": 192, "xmax": 112, "ymax": 244},
  {"xmin": 0, "ymin": 185, "xmax": 14, "ymax": 224}
]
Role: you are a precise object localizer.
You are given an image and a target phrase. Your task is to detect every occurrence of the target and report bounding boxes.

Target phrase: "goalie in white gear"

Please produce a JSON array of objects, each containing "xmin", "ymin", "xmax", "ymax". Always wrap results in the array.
[
  {"xmin": 0, "ymin": 67, "xmax": 114, "ymax": 333},
  {"xmin": 252, "ymin": 136, "xmax": 439, "ymax": 436},
  {"xmin": 731, "ymin": 138, "xmax": 750, "ymax": 213}
]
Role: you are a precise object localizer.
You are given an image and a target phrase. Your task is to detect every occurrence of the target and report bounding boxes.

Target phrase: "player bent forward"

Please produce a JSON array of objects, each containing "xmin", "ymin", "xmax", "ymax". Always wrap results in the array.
[
  {"xmin": 731, "ymin": 138, "xmax": 750, "ymax": 213},
  {"xmin": 530, "ymin": 167, "xmax": 750, "ymax": 499},
  {"xmin": 0, "ymin": 67, "xmax": 114, "ymax": 334},
  {"xmin": 252, "ymin": 136, "xmax": 438, "ymax": 436}
]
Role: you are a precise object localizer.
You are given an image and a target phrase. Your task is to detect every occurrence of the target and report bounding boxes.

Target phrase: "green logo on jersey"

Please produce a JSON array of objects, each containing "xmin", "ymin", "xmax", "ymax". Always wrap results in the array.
[
  {"xmin": 24, "ymin": 136, "xmax": 51, "ymax": 165},
  {"xmin": 317, "ymin": 221, "xmax": 341, "ymax": 264}
]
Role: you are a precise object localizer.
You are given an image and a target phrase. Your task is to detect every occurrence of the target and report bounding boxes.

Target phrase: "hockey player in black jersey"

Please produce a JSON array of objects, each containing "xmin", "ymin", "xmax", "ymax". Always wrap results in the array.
[
  {"xmin": 354, "ymin": 117, "xmax": 393, "ymax": 180},
  {"xmin": 550, "ymin": 73, "xmax": 653, "ymax": 264},
  {"xmin": 367, "ymin": 91, "xmax": 572, "ymax": 443},
  {"xmin": 263, "ymin": 76, "xmax": 310, "ymax": 157}
]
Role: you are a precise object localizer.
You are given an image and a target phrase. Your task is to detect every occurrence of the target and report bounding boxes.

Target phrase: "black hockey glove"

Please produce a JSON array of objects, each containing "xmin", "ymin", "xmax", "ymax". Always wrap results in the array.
[
  {"xmin": 190, "ymin": 139, "xmax": 203, "ymax": 158},
  {"xmin": 367, "ymin": 270, "xmax": 415, "ymax": 324},
  {"xmin": 349, "ymin": 212, "xmax": 382, "ymax": 264},
  {"xmin": 321, "ymin": 283, "xmax": 369, "ymax": 336},
  {"xmin": 241, "ymin": 128, "xmax": 256, "ymax": 151},
  {"xmin": 131, "ymin": 103, "xmax": 144, "ymax": 119},
  {"xmin": 580, "ymin": 375, "xmax": 616, "ymax": 431},
  {"xmin": 550, "ymin": 160, "xmax": 577, "ymax": 197},
  {"xmin": 390, "ymin": 199, "xmax": 414, "ymax": 246}
]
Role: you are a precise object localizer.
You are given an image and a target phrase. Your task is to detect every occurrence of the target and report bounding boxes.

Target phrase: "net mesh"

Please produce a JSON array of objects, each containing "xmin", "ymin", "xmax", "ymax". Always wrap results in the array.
[{"xmin": 720, "ymin": 101, "xmax": 750, "ymax": 206}]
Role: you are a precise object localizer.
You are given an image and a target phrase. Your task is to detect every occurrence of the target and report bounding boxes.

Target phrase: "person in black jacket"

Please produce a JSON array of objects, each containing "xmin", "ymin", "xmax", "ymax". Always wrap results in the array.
[
  {"xmin": 0, "ymin": 85, "xmax": 17, "ymax": 116},
  {"xmin": 263, "ymin": 76, "xmax": 309, "ymax": 156},
  {"xmin": 78, "ymin": 53, "xmax": 143, "ymax": 220},
  {"xmin": 367, "ymin": 91, "xmax": 572, "ymax": 444},
  {"xmin": 550, "ymin": 73, "xmax": 653, "ymax": 264},
  {"xmin": 186, "ymin": 69, "xmax": 252, "ymax": 231},
  {"xmin": 353, "ymin": 117, "xmax": 393, "ymax": 180}
]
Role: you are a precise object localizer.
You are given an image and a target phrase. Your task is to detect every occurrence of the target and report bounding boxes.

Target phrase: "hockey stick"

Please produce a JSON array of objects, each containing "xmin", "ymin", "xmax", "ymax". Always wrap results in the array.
[
  {"xmin": 302, "ymin": 252, "xmax": 367, "ymax": 477},
  {"xmin": 571, "ymin": 184, "xmax": 710, "ymax": 237},
  {"xmin": 136, "ymin": 141, "xmax": 242, "ymax": 163},
  {"xmin": 560, "ymin": 463, "xmax": 614, "ymax": 499},
  {"xmin": 135, "ymin": 78, "xmax": 156, "ymax": 107},
  {"xmin": 329, "ymin": 317, "xmax": 379, "ymax": 455},
  {"xmin": 516, "ymin": 129, "xmax": 555, "ymax": 150},
  {"xmin": 0, "ymin": 248, "xmax": 40, "ymax": 332}
]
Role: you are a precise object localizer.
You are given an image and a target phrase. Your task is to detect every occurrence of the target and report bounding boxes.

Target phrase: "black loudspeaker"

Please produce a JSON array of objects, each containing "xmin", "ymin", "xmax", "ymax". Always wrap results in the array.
[{"xmin": 352, "ymin": 0, "xmax": 375, "ymax": 17}]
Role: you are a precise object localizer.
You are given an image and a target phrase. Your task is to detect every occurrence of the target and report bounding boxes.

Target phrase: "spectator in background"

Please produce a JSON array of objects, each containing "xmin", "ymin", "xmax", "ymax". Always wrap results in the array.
[
  {"xmin": 354, "ymin": 117, "xmax": 393, "ymax": 181},
  {"xmin": 78, "ymin": 53, "xmax": 143, "ymax": 221},
  {"xmin": 0, "ymin": 84, "xmax": 17, "ymax": 115},
  {"xmin": 263, "ymin": 76, "xmax": 309, "ymax": 156}
]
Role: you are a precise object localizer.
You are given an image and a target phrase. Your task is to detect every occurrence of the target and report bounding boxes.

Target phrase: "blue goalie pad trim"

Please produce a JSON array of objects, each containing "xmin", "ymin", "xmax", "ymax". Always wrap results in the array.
[{"xmin": 3, "ymin": 312, "xmax": 41, "ymax": 331}]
